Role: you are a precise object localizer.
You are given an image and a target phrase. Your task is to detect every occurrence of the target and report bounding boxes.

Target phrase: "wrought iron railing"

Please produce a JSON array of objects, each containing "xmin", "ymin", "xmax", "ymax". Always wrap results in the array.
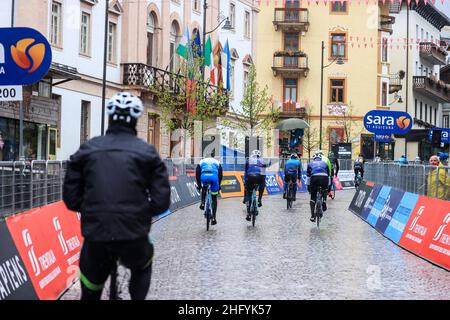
[{"xmin": 122, "ymin": 63, "xmax": 229, "ymax": 109}]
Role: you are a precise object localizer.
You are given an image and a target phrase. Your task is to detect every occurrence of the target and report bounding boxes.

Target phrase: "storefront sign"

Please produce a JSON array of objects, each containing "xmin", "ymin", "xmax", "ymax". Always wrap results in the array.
[
  {"xmin": 0, "ymin": 28, "xmax": 52, "ymax": 85},
  {"xmin": 374, "ymin": 133, "xmax": 392, "ymax": 143},
  {"xmin": 364, "ymin": 110, "xmax": 412, "ymax": 135},
  {"xmin": 0, "ymin": 86, "xmax": 22, "ymax": 101}
]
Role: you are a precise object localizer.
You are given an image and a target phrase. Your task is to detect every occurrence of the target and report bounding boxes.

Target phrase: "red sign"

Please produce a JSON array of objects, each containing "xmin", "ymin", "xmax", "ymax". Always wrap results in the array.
[
  {"xmin": 5, "ymin": 202, "xmax": 83, "ymax": 300},
  {"xmin": 399, "ymin": 196, "xmax": 449, "ymax": 269},
  {"xmin": 421, "ymin": 208, "xmax": 450, "ymax": 270}
]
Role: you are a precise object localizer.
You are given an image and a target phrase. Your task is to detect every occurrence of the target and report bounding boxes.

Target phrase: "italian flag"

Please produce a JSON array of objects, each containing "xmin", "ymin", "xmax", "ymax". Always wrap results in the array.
[
  {"xmin": 204, "ymin": 36, "xmax": 216, "ymax": 84},
  {"xmin": 176, "ymin": 28, "xmax": 190, "ymax": 59}
]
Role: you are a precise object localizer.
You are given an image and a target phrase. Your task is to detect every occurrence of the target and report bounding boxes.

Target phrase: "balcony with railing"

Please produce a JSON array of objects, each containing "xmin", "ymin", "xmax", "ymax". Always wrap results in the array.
[
  {"xmin": 413, "ymin": 76, "xmax": 450, "ymax": 103},
  {"xmin": 272, "ymin": 51, "xmax": 309, "ymax": 77},
  {"xmin": 389, "ymin": 73, "xmax": 403, "ymax": 94},
  {"xmin": 273, "ymin": 8, "xmax": 309, "ymax": 32},
  {"xmin": 122, "ymin": 63, "xmax": 229, "ymax": 110},
  {"xmin": 278, "ymin": 102, "xmax": 307, "ymax": 119},
  {"xmin": 379, "ymin": 15, "xmax": 395, "ymax": 34},
  {"xmin": 419, "ymin": 42, "xmax": 448, "ymax": 65}
]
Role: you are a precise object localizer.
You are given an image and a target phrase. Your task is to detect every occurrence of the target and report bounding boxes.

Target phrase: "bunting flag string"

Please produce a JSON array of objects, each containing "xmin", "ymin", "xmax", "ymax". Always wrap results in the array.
[{"xmin": 252, "ymin": 0, "xmax": 450, "ymax": 6}]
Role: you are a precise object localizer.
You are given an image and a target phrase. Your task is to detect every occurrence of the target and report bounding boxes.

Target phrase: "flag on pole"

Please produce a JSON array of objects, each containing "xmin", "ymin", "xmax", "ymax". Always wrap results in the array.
[
  {"xmin": 204, "ymin": 36, "xmax": 216, "ymax": 84},
  {"xmin": 176, "ymin": 27, "xmax": 190, "ymax": 59},
  {"xmin": 221, "ymin": 40, "xmax": 231, "ymax": 91},
  {"xmin": 213, "ymin": 41, "xmax": 223, "ymax": 87}
]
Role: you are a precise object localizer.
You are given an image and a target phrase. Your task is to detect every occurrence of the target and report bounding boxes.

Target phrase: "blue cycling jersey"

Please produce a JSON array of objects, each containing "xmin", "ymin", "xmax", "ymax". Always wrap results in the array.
[
  {"xmin": 306, "ymin": 160, "xmax": 330, "ymax": 177},
  {"xmin": 199, "ymin": 158, "xmax": 220, "ymax": 176},
  {"xmin": 244, "ymin": 156, "xmax": 266, "ymax": 180},
  {"xmin": 285, "ymin": 159, "xmax": 302, "ymax": 179}
]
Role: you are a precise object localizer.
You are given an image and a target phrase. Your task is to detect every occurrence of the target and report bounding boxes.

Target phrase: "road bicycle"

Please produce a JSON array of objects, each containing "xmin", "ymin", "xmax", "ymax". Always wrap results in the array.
[
  {"xmin": 355, "ymin": 172, "xmax": 363, "ymax": 190},
  {"xmin": 105, "ymin": 260, "xmax": 130, "ymax": 300},
  {"xmin": 315, "ymin": 186, "xmax": 326, "ymax": 229},
  {"xmin": 204, "ymin": 184, "xmax": 214, "ymax": 231},
  {"xmin": 328, "ymin": 180, "xmax": 336, "ymax": 200},
  {"xmin": 247, "ymin": 186, "xmax": 259, "ymax": 227},
  {"xmin": 286, "ymin": 180, "xmax": 295, "ymax": 210}
]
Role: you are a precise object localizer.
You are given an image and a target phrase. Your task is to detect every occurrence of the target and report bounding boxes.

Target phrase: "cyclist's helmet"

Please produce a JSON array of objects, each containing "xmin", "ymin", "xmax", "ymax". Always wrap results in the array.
[
  {"xmin": 251, "ymin": 149, "xmax": 261, "ymax": 158},
  {"xmin": 106, "ymin": 92, "xmax": 144, "ymax": 125},
  {"xmin": 290, "ymin": 153, "xmax": 298, "ymax": 160},
  {"xmin": 312, "ymin": 152, "xmax": 322, "ymax": 160}
]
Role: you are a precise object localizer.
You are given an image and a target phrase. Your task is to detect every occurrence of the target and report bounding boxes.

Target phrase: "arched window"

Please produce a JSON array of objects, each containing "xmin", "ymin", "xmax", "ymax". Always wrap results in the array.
[
  {"xmin": 170, "ymin": 21, "xmax": 180, "ymax": 72},
  {"xmin": 147, "ymin": 12, "xmax": 156, "ymax": 66}
]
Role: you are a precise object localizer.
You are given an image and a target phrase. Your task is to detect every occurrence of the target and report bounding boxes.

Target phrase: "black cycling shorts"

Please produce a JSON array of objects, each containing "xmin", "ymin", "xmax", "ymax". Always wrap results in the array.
[{"xmin": 79, "ymin": 236, "xmax": 154, "ymax": 290}]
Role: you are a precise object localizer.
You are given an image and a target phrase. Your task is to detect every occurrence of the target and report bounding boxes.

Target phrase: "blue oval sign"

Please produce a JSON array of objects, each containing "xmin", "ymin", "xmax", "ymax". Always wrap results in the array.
[
  {"xmin": 0, "ymin": 27, "xmax": 52, "ymax": 85},
  {"xmin": 364, "ymin": 110, "xmax": 413, "ymax": 135}
]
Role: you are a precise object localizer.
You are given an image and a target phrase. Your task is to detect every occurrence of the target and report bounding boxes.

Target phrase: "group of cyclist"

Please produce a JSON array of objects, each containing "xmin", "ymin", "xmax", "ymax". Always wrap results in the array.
[{"xmin": 195, "ymin": 148, "xmax": 342, "ymax": 224}]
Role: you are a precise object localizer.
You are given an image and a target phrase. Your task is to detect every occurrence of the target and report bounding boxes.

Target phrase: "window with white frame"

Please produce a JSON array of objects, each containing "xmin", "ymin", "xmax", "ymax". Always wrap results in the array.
[
  {"xmin": 80, "ymin": 12, "xmax": 91, "ymax": 55},
  {"xmin": 444, "ymin": 115, "xmax": 449, "ymax": 128},
  {"xmin": 80, "ymin": 101, "xmax": 91, "ymax": 144},
  {"xmin": 243, "ymin": 69, "xmax": 249, "ymax": 96},
  {"xmin": 51, "ymin": 1, "xmax": 62, "ymax": 46},
  {"xmin": 147, "ymin": 12, "xmax": 156, "ymax": 66},
  {"xmin": 107, "ymin": 22, "xmax": 117, "ymax": 63},
  {"xmin": 230, "ymin": 3, "xmax": 236, "ymax": 28},
  {"xmin": 244, "ymin": 11, "xmax": 250, "ymax": 38}
]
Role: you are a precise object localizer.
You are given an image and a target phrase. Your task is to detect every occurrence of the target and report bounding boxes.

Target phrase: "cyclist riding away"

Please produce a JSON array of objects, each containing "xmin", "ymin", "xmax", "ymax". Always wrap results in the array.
[
  {"xmin": 283, "ymin": 153, "xmax": 302, "ymax": 201},
  {"xmin": 244, "ymin": 150, "xmax": 267, "ymax": 221},
  {"xmin": 63, "ymin": 92, "xmax": 171, "ymax": 300},
  {"xmin": 317, "ymin": 150, "xmax": 333, "ymax": 194},
  {"xmin": 196, "ymin": 154, "xmax": 223, "ymax": 225},
  {"xmin": 354, "ymin": 154, "xmax": 365, "ymax": 181},
  {"xmin": 306, "ymin": 152, "xmax": 331, "ymax": 222}
]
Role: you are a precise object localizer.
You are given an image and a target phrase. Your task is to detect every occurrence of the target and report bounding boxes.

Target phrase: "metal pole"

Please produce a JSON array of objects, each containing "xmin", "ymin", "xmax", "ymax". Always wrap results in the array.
[
  {"xmin": 405, "ymin": 4, "xmax": 409, "ymax": 157},
  {"xmin": 202, "ymin": 0, "xmax": 207, "ymax": 80},
  {"xmin": 11, "ymin": 0, "xmax": 15, "ymax": 27},
  {"xmin": 101, "ymin": 0, "xmax": 109, "ymax": 135},
  {"xmin": 319, "ymin": 41, "xmax": 324, "ymax": 150},
  {"xmin": 11, "ymin": 0, "xmax": 24, "ymax": 160}
]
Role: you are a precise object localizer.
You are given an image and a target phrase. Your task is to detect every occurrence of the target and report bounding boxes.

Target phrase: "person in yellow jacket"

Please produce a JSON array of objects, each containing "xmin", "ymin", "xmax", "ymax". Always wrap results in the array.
[{"xmin": 427, "ymin": 155, "xmax": 450, "ymax": 200}]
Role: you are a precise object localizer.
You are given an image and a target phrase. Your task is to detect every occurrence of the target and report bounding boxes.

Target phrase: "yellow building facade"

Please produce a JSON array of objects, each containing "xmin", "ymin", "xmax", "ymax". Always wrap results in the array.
[{"xmin": 255, "ymin": 1, "xmax": 396, "ymax": 160}]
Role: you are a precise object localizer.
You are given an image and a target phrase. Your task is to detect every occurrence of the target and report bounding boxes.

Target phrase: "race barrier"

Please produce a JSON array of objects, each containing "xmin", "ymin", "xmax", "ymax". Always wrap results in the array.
[
  {"xmin": 0, "ymin": 202, "xmax": 82, "ymax": 300},
  {"xmin": 349, "ymin": 181, "xmax": 450, "ymax": 271}
]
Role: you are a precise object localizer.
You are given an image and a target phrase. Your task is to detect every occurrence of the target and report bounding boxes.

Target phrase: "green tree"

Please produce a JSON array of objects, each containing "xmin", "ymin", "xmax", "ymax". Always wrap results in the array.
[
  {"xmin": 302, "ymin": 103, "xmax": 320, "ymax": 160},
  {"xmin": 226, "ymin": 64, "xmax": 279, "ymax": 141}
]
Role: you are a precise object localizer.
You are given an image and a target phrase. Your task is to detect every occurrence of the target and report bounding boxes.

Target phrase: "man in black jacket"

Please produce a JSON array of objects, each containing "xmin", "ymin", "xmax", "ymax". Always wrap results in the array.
[{"xmin": 63, "ymin": 92, "xmax": 170, "ymax": 300}]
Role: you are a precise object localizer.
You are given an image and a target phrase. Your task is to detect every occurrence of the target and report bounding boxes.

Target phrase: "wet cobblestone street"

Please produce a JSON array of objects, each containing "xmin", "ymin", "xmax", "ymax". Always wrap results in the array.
[{"xmin": 61, "ymin": 190, "xmax": 450, "ymax": 300}]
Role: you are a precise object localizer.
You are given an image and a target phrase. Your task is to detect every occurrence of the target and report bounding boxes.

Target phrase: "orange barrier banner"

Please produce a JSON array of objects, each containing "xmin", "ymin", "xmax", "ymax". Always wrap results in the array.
[
  {"xmin": 5, "ymin": 202, "xmax": 83, "ymax": 300},
  {"xmin": 399, "ymin": 196, "xmax": 450, "ymax": 270},
  {"xmin": 220, "ymin": 171, "xmax": 245, "ymax": 198}
]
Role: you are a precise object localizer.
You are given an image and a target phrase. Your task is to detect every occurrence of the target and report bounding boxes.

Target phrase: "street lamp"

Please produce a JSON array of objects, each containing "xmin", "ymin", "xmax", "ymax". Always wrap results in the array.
[
  {"xmin": 101, "ymin": 0, "xmax": 109, "ymax": 136},
  {"xmin": 319, "ymin": 40, "xmax": 344, "ymax": 150}
]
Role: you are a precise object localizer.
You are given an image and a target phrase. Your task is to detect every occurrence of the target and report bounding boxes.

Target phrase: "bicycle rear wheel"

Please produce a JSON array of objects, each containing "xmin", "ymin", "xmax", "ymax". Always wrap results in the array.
[{"xmin": 252, "ymin": 190, "xmax": 257, "ymax": 227}]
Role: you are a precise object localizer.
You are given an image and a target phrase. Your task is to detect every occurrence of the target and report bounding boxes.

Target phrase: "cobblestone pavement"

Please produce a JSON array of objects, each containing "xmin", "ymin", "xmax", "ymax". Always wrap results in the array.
[{"xmin": 61, "ymin": 190, "xmax": 450, "ymax": 300}]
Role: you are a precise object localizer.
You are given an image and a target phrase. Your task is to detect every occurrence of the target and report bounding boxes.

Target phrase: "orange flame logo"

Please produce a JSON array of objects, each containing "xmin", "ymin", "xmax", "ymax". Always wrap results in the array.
[
  {"xmin": 396, "ymin": 116, "xmax": 410, "ymax": 130},
  {"xmin": 10, "ymin": 38, "xmax": 46, "ymax": 73}
]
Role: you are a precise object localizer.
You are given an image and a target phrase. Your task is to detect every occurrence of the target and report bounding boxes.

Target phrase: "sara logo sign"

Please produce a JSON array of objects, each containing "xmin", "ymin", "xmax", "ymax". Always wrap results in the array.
[
  {"xmin": 364, "ymin": 110, "xmax": 412, "ymax": 135},
  {"xmin": 0, "ymin": 27, "xmax": 52, "ymax": 85}
]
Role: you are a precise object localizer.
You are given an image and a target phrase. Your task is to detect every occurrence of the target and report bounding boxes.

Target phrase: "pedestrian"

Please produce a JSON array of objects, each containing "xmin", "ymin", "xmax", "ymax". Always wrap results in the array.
[
  {"xmin": 63, "ymin": 92, "xmax": 171, "ymax": 300},
  {"xmin": 427, "ymin": 155, "xmax": 450, "ymax": 200}
]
